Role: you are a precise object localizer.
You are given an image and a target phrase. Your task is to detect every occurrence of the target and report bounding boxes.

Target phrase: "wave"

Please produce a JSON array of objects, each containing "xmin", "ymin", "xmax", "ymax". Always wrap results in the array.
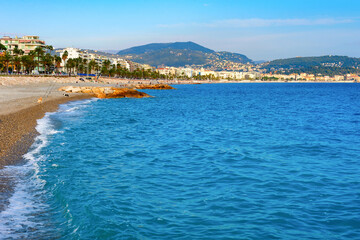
[{"xmin": 0, "ymin": 98, "xmax": 96, "ymax": 239}]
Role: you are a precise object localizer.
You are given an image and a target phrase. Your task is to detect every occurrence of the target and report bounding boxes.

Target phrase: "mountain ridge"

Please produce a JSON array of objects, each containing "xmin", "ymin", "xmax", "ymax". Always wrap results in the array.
[
  {"xmin": 117, "ymin": 41, "xmax": 214, "ymax": 55},
  {"xmin": 116, "ymin": 41, "xmax": 252, "ymax": 68},
  {"xmin": 263, "ymin": 55, "xmax": 360, "ymax": 69}
]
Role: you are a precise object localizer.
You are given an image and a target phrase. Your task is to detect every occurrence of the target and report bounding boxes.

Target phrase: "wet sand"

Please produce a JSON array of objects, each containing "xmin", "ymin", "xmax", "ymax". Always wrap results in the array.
[{"xmin": 0, "ymin": 90, "xmax": 91, "ymax": 168}]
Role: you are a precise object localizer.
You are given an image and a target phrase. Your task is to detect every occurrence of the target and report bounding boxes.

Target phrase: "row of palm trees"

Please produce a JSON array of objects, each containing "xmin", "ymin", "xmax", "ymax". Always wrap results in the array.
[
  {"xmin": 63, "ymin": 56, "xmax": 171, "ymax": 80},
  {"xmin": 0, "ymin": 43, "xmax": 62, "ymax": 74},
  {"xmin": 0, "ymin": 43, "xmax": 174, "ymax": 79}
]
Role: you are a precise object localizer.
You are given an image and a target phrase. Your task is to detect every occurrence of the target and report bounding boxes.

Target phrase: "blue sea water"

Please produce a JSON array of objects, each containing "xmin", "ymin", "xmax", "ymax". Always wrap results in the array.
[{"xmin": 1, "ymin": 83, "xmax": 360, "ymax": 239}]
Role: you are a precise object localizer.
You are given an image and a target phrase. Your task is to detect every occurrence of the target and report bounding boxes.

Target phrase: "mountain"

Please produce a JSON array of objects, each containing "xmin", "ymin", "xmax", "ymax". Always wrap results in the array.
[
  {"xmin": 116, "ymin": 42, "xmax": 252, "ymax": 68},
  {"xmin": 101, "ymin": 50, "xmax": 120, "ymax": 54},
  {"xmin": 254, "ymin": 60, "xmax": 267, "ymax": 64},
  {"xmin": 262, "ymin": 55, "xmax": 360, "ymax": 70},
  {"xmin": 117, "ymin": 41, "xmax": 214, "ymax": 55}
]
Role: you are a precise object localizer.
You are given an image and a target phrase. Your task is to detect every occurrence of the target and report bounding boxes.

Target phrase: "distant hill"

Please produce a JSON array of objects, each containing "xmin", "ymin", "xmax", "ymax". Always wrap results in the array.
[
  {"xmin": 117, "ymin": 41, "xmax": 252, "ymax": 68},
  {"xmin": 263, "ymin": 55, "xmax": 360, "ymax": 70},
  {"xmin": 117, "ymin": 41, "xmax": 214, "ymax": 55},
  {"xmin": 101, "ymin": 50, "xmax": 120, "ymax": 54}
]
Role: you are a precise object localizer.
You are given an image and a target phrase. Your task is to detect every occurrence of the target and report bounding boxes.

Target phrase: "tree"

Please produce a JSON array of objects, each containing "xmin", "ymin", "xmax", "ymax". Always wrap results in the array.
[
  {"xmin": 21, "ymin": 55, "xmax": 36, "ymax": 73},
  {"xmin": 74, "ymin": 57, "xmax": 83, "ymax": 74},
  {"xmin": 13, "ymin": 46, "xmax": 24, "ymax": 56},
  {"xmin": 32, "ymin": 46, "xmax": 45, "ymax": 73},
  {"xmin": 62, "ymin": 50, "xmax": 68, "ymax": 73},
  {"xmin": 66, "ymin": 58, "xmax": 75, "ymax": 75},
  {"xmin": 0, "ymin": 52, "xmax": 12, "ymax": 74},
  {"xmin": 45, "ymin": 45, "xmax": 53, "ymax": 53},
  {"xmin": 0, "ymin": 43, "xmax": 6, "ymax": 51},
  {"xmin": 13, "ymin": 56, "xmax": 22, "ymax": 74},
  {"xmin": 88, "ymin": 59, "xmax": 96, "ymax": 74},
  {"xmin": 82, "ymin": 58, "xmax": 88, "ymax": 74},
  {"xmin": 12, "ymin": 46, "xmax": 24, "ymax": 73},
  {"xmin": 54, "ymin": 55, "xmax": 62, "ymax": 73},
  {"xmin": 42, "ymin": 53, "xmax": 54, "ymax": 73}
]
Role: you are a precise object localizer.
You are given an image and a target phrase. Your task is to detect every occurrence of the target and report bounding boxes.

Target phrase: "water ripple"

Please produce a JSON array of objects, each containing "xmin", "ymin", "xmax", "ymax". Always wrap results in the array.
[{"xmin": 3, "ymin": 83, "xmax": 360, "ymax": 239}]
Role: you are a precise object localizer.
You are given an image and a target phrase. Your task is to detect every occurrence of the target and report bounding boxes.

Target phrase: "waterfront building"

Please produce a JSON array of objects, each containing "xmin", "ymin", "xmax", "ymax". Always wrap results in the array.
[
  {"xmin": 334, "ymin": 75, "xmax": 345, "ymax": 81},
  {"xmin": 57, "ymin": 47, "xmax": 139, "ymax": 73},
  {"xmin": 0, "ymin": 36, "xmax": 46, "ymax": 55}
]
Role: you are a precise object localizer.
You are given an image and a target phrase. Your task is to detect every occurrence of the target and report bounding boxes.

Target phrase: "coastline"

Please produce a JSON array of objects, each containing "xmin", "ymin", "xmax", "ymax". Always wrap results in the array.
[
  {"xmin": 0, "ymin": 94, "xmax": 91, "ymax": 168},
  {"xmin": 0, "ymin": 77, "xmax": 356, "ymax": 168}
]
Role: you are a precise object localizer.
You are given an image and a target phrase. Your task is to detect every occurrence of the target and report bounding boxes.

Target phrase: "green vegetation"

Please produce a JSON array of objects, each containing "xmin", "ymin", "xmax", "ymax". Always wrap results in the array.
[
  {"xmin": 117, "ymin": 41, "xmax": 215, "ymax": 55},
  {"xmin": 261, "ymin": 55, "xmax": 360, "ymax": 76},
  {"xmin": 0, "ymin": 46, "xmax": 172, "ymax": 79},
  {"xmin": 263, "ymin": 55, "xmax": 360, "ymax": 70},
  {"xmin": 117, "ymin": 41, "xmax": 252, "ymax": 68},
  {"xmin": 124, "ymin": 49, "xmax": 208, "ymax": 67},
  {"xmin": 0, "ymin": 44, "xmax": 54, "ymax": 74},
  {"xmin": 261, "ymin": 76, "xmax": 279, "ymax": 81},
  {"xmin": 283, "ymin": 66, "xmax": 360, "ymax": 77},
  {"xmin": 0, "ymin": 44, "xmax": 6, "ymax": 50}
]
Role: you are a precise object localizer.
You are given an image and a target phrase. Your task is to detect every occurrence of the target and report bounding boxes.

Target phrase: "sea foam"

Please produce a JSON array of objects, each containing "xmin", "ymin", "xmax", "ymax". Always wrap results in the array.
[{"xmin": 0, "ymin": 99, "xmax": 96, "ymax": 239}]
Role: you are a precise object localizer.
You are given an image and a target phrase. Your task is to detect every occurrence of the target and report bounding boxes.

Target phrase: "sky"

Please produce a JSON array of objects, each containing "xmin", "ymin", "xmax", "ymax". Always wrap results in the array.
[{"xmin": 1, "ymin": 0, "xmax": 360, "ymax": 60}]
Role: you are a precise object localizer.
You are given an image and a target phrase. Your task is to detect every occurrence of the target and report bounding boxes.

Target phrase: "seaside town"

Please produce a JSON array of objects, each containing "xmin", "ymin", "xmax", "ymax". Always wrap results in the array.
[
  {"xmin": 2, "ymin": 0, "xmax": 360, "ymax": 239},
  {"xmin": 1, "ymin": 35, "xmax": 359, "ymax": 82}
]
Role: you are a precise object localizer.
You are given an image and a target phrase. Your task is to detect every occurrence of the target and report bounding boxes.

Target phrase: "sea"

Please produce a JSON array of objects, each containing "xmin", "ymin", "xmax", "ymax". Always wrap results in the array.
[{"xmin": 0, "ymin": 83, "xmax": 360, "ymax": 239}]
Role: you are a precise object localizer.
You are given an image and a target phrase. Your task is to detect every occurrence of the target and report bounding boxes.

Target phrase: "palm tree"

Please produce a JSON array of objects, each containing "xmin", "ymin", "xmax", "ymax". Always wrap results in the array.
[
  {"xmin": 13, "ymin": 47, "xmax": 25, "ymax": 73},
  {"xmin": 21, "ymin": 55, "xmax": 36, "ymax": 74},
  {"xmin": 88, "ymin": 59, "xmax": 96, "ymax": 74},
  {"xmin": 1, "ymin": 52, "xmax": 12, "ymax": 74},
  {"xmin": 0, "ymin": 43, "xmax": 6, "ymax": 51},
  {"xmin": 82, "ymin": 58, "xmax": 88, "ymax": 75},
  {"xmin": 32, "ymin": 46, "xmax": 45, "ymax": 73},
  {"xmin": 42, "ymin": 53, "xmax": 54, "ymax": 74},
  {"xmin": 13, "ymin": 56, "xmax": 22, "ymax": 74},
  {"xmin": 62, "ymin": 50, "xmax": 68, "ymax": 73},
  {"xmin": 54, "ymin": 55, "xmax": 62, "ymax": 73},
  {"xmin": 66, "ymin": 58, "xmax": 76, "ymax": 75},
  {"xmin": 74, "ymin": 57, "xmax": 83, "ymax": 74},
  {"xmin": 45, "ymin": 45, "xmax": 53, "ymax": 53},
  {"xmin": 13, "ymin": 46, "xmax": 21, "ymax": 55}
]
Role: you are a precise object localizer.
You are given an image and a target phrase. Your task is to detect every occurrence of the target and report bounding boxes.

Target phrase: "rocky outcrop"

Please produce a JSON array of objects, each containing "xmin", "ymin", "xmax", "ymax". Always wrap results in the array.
[
  {"xmin": 135, "ymin": 84, "xmax": 175, "ymax": 90},
  {"xmin": 58, "ymin": 86, "xmax": 152, "ymax": 99}
]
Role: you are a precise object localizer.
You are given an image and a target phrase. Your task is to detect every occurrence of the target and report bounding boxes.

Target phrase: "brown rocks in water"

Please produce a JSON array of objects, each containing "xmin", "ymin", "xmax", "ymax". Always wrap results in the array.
[
  {"xmin": 135, "ymin": 84, "xmax": 175, "ymax": 90},
  {"xmin": 58, "ymin": 86, "xmax": 152, "ymax": 99}
]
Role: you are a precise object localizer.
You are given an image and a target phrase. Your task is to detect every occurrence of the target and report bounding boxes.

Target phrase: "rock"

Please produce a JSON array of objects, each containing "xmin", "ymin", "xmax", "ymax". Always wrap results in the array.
[
  {"xmin": 135, "ymin": 84, "xmax": 175, "ymax": 90},
  {"xmin": 58, "ymin": 86, "xmax": 152, "ymax": 99}
]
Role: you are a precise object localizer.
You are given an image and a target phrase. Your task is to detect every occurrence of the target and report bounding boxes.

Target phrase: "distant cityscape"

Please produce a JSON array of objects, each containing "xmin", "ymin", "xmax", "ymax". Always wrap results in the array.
[{"xmin": 1, "ymin": 35, "xmax": 359, "ymax": 82}]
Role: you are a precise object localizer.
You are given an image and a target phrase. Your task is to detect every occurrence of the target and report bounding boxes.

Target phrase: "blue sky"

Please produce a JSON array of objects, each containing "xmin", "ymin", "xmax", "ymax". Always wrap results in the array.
[{"xmin": 1, "ymin": 0, "xmax": 359, "ymax": 60}]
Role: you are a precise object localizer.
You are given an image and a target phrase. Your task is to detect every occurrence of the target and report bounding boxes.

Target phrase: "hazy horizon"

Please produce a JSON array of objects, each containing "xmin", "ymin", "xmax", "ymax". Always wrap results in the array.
[{"xmin": 1, "ymin": 0, "xmax": 359, "ymax": 61}]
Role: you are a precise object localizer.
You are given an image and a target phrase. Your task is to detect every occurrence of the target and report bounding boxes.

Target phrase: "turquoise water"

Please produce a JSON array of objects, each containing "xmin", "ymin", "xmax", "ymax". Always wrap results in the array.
[{"xmin": 1, "ymin": 83, "xmax": 360, "ymax": 239}]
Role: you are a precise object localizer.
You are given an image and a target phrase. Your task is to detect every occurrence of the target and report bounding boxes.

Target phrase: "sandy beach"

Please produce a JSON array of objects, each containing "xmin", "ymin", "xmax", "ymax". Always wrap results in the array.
[{"xmin": 0, "ymin": 86, "xmax": 91, "ymax": 168}]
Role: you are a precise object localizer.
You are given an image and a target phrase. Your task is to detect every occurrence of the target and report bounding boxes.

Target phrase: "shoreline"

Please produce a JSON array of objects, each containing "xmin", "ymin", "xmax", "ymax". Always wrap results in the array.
[
  {"xmin": 0, "ymin": 94, "xmax": 91, "ymax": 169},
  {"xmin": 0, "ymin": 76, "xmax": 358, "ymax": 222},
  {"xmin": 0, "ymin": 77, "xmax": 357, "ymax": 168}
]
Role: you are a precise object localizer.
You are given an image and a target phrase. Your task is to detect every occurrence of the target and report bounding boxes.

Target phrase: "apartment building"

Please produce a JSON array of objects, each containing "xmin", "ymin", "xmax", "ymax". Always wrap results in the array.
[
  {"xmin": 57, "ymin": 47, "xmax": 134, "ymax": 73},
  {"xmin": 0, "ymin": 36, "xmax": 46, "ymax": 55}
]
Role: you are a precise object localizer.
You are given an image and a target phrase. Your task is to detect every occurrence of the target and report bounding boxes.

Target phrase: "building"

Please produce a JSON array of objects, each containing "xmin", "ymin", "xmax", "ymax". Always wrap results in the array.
[
  {"xmin": 57, "ymin": 47, "xmax": 136, "ymax": 73},
  {"xmin": 0, "ymin": 36, "xmax": 46, "ymax": 55}
]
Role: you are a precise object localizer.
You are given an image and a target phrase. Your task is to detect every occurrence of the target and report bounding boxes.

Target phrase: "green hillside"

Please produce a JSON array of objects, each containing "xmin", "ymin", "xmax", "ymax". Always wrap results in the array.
[
  {"xmin": 117, "ymin": 42, "xmax": 252, "ymax": 68},
  {"xmin": 263, "ymin": 55, "xmax": 360, "ymax": 69},
  {"xmin": 117, "ymin": 41, "xmax": 214, "ymax": 55}
]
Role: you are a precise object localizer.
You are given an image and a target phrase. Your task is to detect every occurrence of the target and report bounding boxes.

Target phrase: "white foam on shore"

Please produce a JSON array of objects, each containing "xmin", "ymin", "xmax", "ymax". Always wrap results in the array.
[{"xmin": 0, "ymin": 98, "xmax": 97, "ymax": 238}]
